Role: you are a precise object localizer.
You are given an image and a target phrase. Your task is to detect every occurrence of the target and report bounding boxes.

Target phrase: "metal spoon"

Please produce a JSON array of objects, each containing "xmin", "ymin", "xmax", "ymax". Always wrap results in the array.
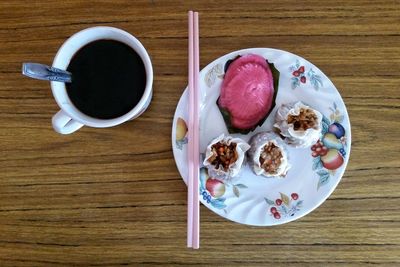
[{"xmin": 22, "ymin": 63, "xmax": 72, "ymax": 83}]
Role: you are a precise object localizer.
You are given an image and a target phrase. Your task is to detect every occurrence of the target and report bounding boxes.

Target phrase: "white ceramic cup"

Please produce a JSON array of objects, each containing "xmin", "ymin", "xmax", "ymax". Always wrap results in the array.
[{"xmin": 51, "ymin": 26, "xmax": 153, "ymax": 134}]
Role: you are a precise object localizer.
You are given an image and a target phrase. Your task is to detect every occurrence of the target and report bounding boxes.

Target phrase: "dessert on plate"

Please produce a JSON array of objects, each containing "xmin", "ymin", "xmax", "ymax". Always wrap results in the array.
[
  {"xmin": 248, "ymin": 132, "xmax": 290, "ymax": 177},
  {"xmin": 217, "ymin": 54, "xmax": 279, "ymax": 134},
  {"xmin": 274, "ymin": 101, "xmax": 322, "ymax": 148},
  {"xmin": 203, "ymin": 134, "xmax": 250, "ymax": 180}
]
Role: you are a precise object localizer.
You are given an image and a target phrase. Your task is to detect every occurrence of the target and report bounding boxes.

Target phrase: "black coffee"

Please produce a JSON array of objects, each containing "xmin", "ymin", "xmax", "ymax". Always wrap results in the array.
[{"xmin": 66, "ymin": 40, "xmax": 146, "ymax": 119}]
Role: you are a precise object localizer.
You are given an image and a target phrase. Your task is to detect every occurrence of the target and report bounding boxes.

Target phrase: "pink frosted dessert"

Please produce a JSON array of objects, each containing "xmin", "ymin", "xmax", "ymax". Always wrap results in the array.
[{"xmin": 218, "ymin": 54, "xmax": 275, "ymax": 132}]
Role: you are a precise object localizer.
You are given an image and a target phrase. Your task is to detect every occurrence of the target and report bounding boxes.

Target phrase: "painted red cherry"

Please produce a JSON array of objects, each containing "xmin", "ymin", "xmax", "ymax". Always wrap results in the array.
[
  {"xmin": 270, "ymin": 207, "xmax": 277, "ymax": 213},
  {"xmin": 320, "ymin": 146, "xmax": 328, "ymax": 156},
  {"xmin": 291, "ymin": 193, "xmax": 299, "ymax": 200},
  {"xmin": 312, "ymin": 151, "xmax": 318, "ymax": 157},
  {"xmin": 311, "ymin": 145, "xmax": 316, "ymax": 151},
  {"xmin": 300, "ymin": 76, "xmax": 306, "ymax": 83},
  {"xmin": 275, "ymin": 199, "xmax": 282, "ymax": 206},
  {"xmin": 298, "ymin": 66, "xmax": 305, "ymax": 73},
  {"xmin": 274, "ymin": 212, "xmax": 281, "ymax": 219},
  {"xmin": 292, "ymin": 71, "xmax": 300, "ymax": 77}
]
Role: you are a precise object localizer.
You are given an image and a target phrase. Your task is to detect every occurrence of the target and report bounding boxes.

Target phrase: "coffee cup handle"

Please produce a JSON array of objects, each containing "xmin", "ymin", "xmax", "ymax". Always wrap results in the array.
[{"xmin": 52, "ymin": 110, "xmax": 83, "ymax": 134}]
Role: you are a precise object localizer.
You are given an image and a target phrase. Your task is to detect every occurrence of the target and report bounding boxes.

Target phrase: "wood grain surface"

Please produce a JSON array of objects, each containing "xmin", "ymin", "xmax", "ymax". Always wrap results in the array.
[{"xmin": 1, "ymin": 0, "xmax": 399, "ymax": 266}]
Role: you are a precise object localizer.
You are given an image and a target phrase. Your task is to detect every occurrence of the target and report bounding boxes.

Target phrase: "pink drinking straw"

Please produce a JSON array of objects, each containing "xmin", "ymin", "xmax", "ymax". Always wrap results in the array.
[
  {"xmin": 187, "ymin": 10, "xmax": 194, "ymax": 248},
  {"xmin": 192, "ymin": 11, "xmax": 200, "ymax": 249},
  {"xmin": 187, "ymin": 10, "xmax": 200, "ymax": 249}
]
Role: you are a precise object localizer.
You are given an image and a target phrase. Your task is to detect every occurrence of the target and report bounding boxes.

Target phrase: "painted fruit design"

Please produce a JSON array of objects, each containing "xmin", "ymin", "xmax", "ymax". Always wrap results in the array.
[
  {"xmin": 311, "ymin": 139, "xmax": 328, "ymax": 157},
  {"xmin": 199, "ymin": 167, "xmax": 248, "ymax": 210},
  {"xmin": 175, "ymin": 117, "xmax": 188, "ymax": 150},
  {"xmin": 321, "ymin": 149, "xmax": 344, "ymax": 170},
  {"xmin": 311, "ymin": 104, "xmax": 348, "ymax": 189},
  {"xmin": 199, "ymin": 168, "xmax": 227, "ymax": 208},
  {"xmin": 290, "ymin": 59, "xmax": 323, "ymax": 90},
  {"xmin": 206, "ymin": 178, "xmax": 226, "ymax": 198},
  {"xmin": 311, "ymin": 120, "xmax": 346, "ymax": 170},
  {"xmin": 176, "ymin": 118, "xmax": 188, "ymax": 140},
  {"xmin": 265, "ymin": 192, "xmax": 303, "ymax": 219},
  {"xmin": 322, "ymin": 133, "xmax": 343, "ymax": 150},
  {"xmin": 328, "ymin": 122, "xmax": 345, "ymax": 139},
  {"xmin": 312, "ymin": 138, "xmax": 344, "ymax": 170}
]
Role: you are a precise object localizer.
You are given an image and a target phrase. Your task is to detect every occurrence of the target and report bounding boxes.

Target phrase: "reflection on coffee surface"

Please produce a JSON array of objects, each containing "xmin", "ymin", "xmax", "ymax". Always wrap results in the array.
[{"xmin": 66, "ymin": 40, "xmax": 146, "ymax": 119}]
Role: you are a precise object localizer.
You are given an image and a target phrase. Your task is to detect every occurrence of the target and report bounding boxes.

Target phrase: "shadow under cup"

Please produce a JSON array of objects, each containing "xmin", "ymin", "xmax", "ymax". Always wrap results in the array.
[{"xmin": 51, "ymin": 26, "xmax": 153, "ymax": 130}]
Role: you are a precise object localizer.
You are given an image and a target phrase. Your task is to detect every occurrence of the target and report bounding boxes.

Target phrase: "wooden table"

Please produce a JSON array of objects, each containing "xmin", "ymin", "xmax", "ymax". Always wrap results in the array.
[{"xmin": 1, "ymin": 1, "xmax": 399, "ymax": 266}]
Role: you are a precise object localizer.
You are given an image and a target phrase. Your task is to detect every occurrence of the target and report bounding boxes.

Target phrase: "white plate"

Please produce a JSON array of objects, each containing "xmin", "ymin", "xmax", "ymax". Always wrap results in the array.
[{"xmin": 172, "ymin": 48, "xmax": 351, "ymax": 226}]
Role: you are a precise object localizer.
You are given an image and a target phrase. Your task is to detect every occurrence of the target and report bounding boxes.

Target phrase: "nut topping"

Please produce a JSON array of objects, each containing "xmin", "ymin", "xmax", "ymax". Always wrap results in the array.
[
  {"xmin": 287, "ymin": 108, "xmax": 318, "ymax": 131},
  {"xmin": 259, "ymin": 142, "xmax": 283, "ymax": 174},
  {"xmin": 208, "ymin": 141, "xmax": 238, "ymax": 171}
]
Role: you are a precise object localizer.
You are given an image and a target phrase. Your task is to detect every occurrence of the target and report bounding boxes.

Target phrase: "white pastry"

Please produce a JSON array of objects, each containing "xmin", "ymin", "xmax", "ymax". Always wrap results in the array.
[
  {"xmin": 274, "ymin": 102, "xmax": 322, "ymax": 148},
  {"xmin": 248, "ymin": 132, "xmax": 290, "ymax": 177},
  {"xmin": 203, "ymin": 134, "xmax": 250, "ymax": 180}
]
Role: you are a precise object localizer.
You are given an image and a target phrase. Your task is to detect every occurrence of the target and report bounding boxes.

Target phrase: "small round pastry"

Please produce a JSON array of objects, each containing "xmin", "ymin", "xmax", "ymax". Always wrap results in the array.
[
  {"xmin": 274, "ymin": 102, "xmax": 322, "ymax": 148},
  {"xmin": 248, "ymin": 132, "xmax": 290, "ymax": 177},
  {"xmin": 203, "ymin": 134, "xmax": 250, "ymax": 180}
]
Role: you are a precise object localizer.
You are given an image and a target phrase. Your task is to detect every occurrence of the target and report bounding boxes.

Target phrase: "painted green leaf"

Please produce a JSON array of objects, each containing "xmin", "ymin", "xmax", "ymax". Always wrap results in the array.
[
  {"xmin": 199, "ymin": 168, "xmax": 209, "ymax": 188},
  {"xmin": 321, "ymin": 121, "xmax": 329, "ymax": 135},
  {"xmin": 322, "ymin": 115, "xmax": 331, "ymax": 127},
  {"xmin": 321, "ymin": 115, "xmax": 331, "ymax": 135},
  {"xmin": 264, "ymin": 198, "xmax": 275, "ymax": 206},
  {"xmin": 311, "ymin": 74, "xmax": 323, "ymax": 90},
  {"xmin": 312, "ymin": 156, "xmax": 322, "ymax": 170},
  {"xmin": 233, "ymin": 186, "xmax": 240, "ymax": 197},
  {"xmin": 291, "ymin": 77, "xmax": 299, "ymax": 89},
  {"xmin": 318, "ymin": 174, "xmax": 330, "ymax": 189},
  {"xmin": 176, "ymin": 141, "xmax": 182, "ymax": 150},
  {"xmin": 281, "ymin": 205, "xmax": 288, "ymax": 214},
  {"xmin": 235, "ymin": 184, "xmax": 248, "ymax": 189},
  {"xmin": 268, "ymin": 61, "xmax": 280, "ymax": 98},
  {"xmin": 211, "ymin": 198, "xmax": 227, "ymax": 209},
  {"xmin": 317, "ymin": 170, "xmax": 329, "ymax": 177}
]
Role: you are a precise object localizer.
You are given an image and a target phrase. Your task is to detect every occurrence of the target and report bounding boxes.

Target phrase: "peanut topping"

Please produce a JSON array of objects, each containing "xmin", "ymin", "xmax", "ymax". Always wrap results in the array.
[
  {"xmin": 208, "ymin": 142, "xmax": 238, "ymax": 171},
  {"xmin": 259, "ymin": 142, "xmax": 283, "ymax": 174},
  {"xmin": 287, "ymin": 108, "xmax": 318, "ymax": 131}
]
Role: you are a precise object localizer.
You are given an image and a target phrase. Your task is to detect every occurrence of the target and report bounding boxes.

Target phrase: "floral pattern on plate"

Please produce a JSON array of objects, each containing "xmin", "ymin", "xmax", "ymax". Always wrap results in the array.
[
  {"xmin": 311, "ymin": 102, "xmax": 348, "ymax": 189},
  {"xmin": 290, "ymin": 59, "xmax": 323, "ymax": 90},
  {"xmin": 200, "ymin": 168, "xmax": 248, "ymax": 212},
  {"xmin": 204, "ymin": 63, "xmax": 224, "ymax": 88},
  {"xmin": 175, "ymin": 117, "xmax": 188, "ymax": 150},
  {"xmin": 265, "ymin": 192, "xmax": 303, "ymax": 219}
]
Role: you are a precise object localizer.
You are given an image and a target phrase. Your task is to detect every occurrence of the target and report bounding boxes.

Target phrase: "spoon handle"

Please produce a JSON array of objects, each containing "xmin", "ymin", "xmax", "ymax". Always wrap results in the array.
[{"xmin": 22, "ymin": 63, "xmax": 72, "ymax": 83}]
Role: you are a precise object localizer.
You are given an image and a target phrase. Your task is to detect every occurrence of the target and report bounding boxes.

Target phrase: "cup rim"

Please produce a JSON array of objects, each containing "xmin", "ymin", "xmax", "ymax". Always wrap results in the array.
[{"xmin": 51, "ymin": 26, "xmax": 153, "ymax": 127}]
